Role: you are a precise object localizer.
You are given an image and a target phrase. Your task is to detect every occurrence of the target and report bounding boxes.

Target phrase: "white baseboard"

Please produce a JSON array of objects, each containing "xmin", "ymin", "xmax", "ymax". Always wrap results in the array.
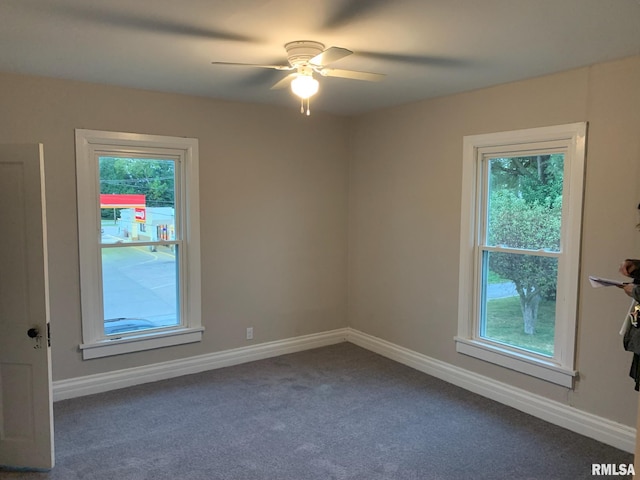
[
  {"xmin": 53, "ymin": 326, "xmax": 636, "ymax": 453},
  {"xmin": 53, "ymin": 328, "xmax": 349, "ymax": 401},
  {"xmin": 346, "ymin": 328, "xmax": 636, "ymax": 453}
]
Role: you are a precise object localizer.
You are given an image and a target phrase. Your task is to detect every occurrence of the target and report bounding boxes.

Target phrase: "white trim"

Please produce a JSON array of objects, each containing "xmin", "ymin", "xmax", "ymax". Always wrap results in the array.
[
  {"xmin": 53, "ymin": 328, "xmax": 349, "ymax": 401},
  {"xmin": 454, "ymin": 337, "xmax": 576, "ymax": 387},
  {"xmin": 53, "ymin": 326, "xmax": 634, "ymax": 453},
  {"xmin": 458, "ymin": 122, "xmax": 587, "ymax": 383},
  {"xmin": 79, "ymin": 327, "xmax": 205, "ymax": 360},
  {"xmin": 74, "ymin": 129, "xmax": 201, "ymax": 359},
  {"xmin": 347, "ymin": 328, "xmax": 634, "ymax": 453}
]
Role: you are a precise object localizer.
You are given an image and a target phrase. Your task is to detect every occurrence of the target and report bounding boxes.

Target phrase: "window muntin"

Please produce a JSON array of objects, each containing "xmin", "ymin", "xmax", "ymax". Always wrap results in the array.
[
  {"xmin": 76, "ymin": 130, "xmax": 202, "ymax": 359},
  {"xmin": 456, "ymin": 123, "xmax": 586, "ymax": 387}
]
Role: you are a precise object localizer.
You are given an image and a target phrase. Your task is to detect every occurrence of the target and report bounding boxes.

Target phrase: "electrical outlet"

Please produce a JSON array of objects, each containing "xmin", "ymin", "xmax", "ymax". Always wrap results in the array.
[{"xmin": 246, "ymin": 327, "xmax": 253, "ymax": 340}]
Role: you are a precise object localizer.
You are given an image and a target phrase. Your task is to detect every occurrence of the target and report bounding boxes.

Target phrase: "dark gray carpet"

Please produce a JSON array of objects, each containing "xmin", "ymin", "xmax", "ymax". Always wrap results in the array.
[{"xmin": 1, "ymin": 343, "xmax": 634, "ymax": 479}]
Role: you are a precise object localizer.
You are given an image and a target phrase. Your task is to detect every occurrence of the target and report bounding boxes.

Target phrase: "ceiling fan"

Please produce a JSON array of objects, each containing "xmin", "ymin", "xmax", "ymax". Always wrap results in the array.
[{"xmin": 212, "ymin": 40, "xmax": 385, "ymax": 115}]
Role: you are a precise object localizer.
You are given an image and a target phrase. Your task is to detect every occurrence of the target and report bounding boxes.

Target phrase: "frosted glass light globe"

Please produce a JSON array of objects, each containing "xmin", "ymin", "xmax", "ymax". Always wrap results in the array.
[{"xmin": 291, "ymin": 75, "xmax": 319, "ymax": 99}]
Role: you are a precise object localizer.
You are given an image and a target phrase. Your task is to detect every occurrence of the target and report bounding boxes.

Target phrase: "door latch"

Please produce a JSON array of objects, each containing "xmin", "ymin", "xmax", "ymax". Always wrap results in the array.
[{"xmin": 27, "ymin": 327, "xmax": 43, "ymax": 349}]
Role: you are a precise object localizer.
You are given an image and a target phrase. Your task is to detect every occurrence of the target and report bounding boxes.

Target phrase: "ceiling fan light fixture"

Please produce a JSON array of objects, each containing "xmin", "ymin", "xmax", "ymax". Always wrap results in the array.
[
  {"xmin": 211, "ymin": 40, "xmax": 384, "ymax": 117},
  {"xmin": 290, "ymin": 74, "xmax": 319, "ymax": 99}
]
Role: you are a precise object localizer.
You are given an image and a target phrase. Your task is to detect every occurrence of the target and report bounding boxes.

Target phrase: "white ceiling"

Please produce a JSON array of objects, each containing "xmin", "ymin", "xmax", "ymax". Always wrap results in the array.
[{"xmin": 2, "ymin": 0, "xmax": 640, "ymax": 116}]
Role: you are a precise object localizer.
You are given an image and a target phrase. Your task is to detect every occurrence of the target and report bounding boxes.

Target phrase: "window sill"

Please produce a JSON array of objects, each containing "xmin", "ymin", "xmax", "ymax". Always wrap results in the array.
[
  {"xmin": 80, "ymin": 327, "xmax": 204, "ymax": 360},
  {"xmin": 454, "ymin": 337, "xmax": 577, "ymax": 388}
]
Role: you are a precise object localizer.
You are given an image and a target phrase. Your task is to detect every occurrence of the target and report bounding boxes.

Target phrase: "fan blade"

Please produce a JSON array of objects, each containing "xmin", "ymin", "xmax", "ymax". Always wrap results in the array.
[
  {"xmin": 238, "ymin": 69, "xmax": 288, "ymax": 88},
  {"xmin": 43, "ymin": 4, "xmax": 259, "ymax": 43},
  {"xmin": 270, "ymin": 73, "xmax": 296, "ymax": 90},
  {"xmin": 356, "ymin": 51, "xmax": 468, "ymax": 68},
  {"xmin": 310, "ymin": 47, "xmax": 353, "ymax": 66},
  {"xmin": 323, "ymin": 0, "xmax": 390, "ymax": 29},
  {"xmin": 320, "ymin": 69, "xmax": 385, "ymax": 82},
  {"xmin": 212, "ymin": 62, "xmax": 293, "ymax": 71}
]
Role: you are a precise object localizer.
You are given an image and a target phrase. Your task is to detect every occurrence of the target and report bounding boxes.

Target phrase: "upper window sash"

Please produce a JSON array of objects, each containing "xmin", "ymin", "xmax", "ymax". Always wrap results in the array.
[
  {"xmin": 96, "ymin": 152, "xmax": 183, "ymax": 246},
  {"xmin": 478, "ymin": 147, "xmax": 567, "ymax": 252}
]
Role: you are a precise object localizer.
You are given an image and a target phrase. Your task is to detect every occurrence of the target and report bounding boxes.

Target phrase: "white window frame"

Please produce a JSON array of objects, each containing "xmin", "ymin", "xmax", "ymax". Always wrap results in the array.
[
  {"xmin": 75, "ymin": 129, "xmax": 202, "ymax": 359},
  {"xmin": 455, "ymin": 123, "xmax": 586, "ymax": 387}
]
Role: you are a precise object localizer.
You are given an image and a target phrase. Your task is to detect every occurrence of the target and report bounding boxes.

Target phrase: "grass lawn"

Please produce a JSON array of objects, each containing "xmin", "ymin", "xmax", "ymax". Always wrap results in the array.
[
  {"xmin": 483, "ymin": 296, "xmax": 555, "ymax": 356},
  {"xmin": 487, "ymin": 271, "xmax": 509, "ymax": 284}
]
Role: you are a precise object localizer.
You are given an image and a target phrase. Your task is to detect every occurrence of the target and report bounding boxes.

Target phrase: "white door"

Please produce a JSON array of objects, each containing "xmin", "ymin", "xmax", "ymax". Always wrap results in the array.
[{"xmin": 0, "ymin": 144, "xmax": 54, "ymax": 469}]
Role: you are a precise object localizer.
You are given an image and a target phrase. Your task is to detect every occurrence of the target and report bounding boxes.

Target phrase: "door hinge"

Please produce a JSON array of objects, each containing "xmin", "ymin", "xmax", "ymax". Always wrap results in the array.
[{"xmin": 47, "ymin": 322, "xmax": 51, "ymax": 347}]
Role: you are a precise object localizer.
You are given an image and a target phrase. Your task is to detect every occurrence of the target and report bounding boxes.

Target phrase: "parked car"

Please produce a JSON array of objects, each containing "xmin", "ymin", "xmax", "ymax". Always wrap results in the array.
[{"xmin": 104, "ymin": 317, "xmax": 157, "ymax": 335}]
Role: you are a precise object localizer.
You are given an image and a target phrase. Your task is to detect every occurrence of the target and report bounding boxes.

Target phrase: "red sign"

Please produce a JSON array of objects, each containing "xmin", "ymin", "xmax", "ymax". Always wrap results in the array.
[
  {"xmin": 100, "ymin": 194, "xmax": 146, "ymax": 208},
  {"xmin": 134, "ymin": 208, "xmax": 146, "ymax": 223}
]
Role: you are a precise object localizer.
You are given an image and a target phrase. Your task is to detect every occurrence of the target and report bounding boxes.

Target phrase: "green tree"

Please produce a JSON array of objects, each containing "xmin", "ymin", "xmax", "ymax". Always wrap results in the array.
[
  {"xmin": 486, "ymin": 154, "xmax": 563, "ymax": 335},
  {"xmin": 99, "ymin": 157, "xmax": 175, "ymax": 219}
]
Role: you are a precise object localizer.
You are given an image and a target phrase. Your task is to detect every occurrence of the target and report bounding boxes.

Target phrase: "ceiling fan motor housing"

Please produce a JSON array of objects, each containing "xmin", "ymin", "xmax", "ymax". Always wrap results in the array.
[{"xmin": 285, "ymin": 41, "xmax": 325, "ymax": 67}]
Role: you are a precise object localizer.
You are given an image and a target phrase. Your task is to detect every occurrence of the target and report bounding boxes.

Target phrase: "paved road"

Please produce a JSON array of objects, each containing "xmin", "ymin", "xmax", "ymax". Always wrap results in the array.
[
  {"xmin": 101, "ymin": 243, "xmax": 177, "ymax": 327},
  {"xmin": 487, "ymin": 282, "xmax": 517, "ymax": 299}
]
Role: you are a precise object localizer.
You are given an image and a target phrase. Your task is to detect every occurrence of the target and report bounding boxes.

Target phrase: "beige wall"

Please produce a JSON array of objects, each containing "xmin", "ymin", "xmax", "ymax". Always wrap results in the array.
[
  {"xmin": 349, "ymin": 55, "xmax": 640, "ymax": 427},
  {"xmin": 3, "ymin": 54, "xmax": 640, "ymax": 429},
  {"xmin": 0, "ymin": 72, "xmax": 349, "ymax": 380}
]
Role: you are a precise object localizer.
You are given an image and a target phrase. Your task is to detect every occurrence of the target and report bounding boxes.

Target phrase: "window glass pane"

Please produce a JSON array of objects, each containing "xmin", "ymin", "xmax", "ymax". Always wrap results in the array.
[
  {"xmin": 486, "ymin": 154, "xmax": 564, "ymax": 252},
  {"xmin": 99, "ymin": 157, "xmax": 176, "ymax": 245},
  {"xmin": 480, "ymin": 251, "xmax": 557, "ymax": 356},
  {"xmin": 101, "ymin": 245, "xmax": 179, "ymax": 335}
]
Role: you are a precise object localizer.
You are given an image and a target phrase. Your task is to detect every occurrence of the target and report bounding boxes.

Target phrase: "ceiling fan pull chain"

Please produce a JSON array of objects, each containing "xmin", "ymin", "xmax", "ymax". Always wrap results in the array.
[
  {"xmin": 300, "ymin": 98, "xmax": 304, "ymax": 114},
  {"xmin": 306, "ymin": 98, "xmax": 311, "ymax": 116}
]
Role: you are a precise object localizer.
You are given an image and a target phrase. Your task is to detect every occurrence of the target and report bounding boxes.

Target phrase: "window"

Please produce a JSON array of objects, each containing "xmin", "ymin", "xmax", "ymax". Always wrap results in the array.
[
  {"xmin": 455, "ymin": 123, "xmax": 586, "ymax": 387},
  {"xmin": 75, "ymin": 130, "xmax": 202, "ymax": 359}
]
